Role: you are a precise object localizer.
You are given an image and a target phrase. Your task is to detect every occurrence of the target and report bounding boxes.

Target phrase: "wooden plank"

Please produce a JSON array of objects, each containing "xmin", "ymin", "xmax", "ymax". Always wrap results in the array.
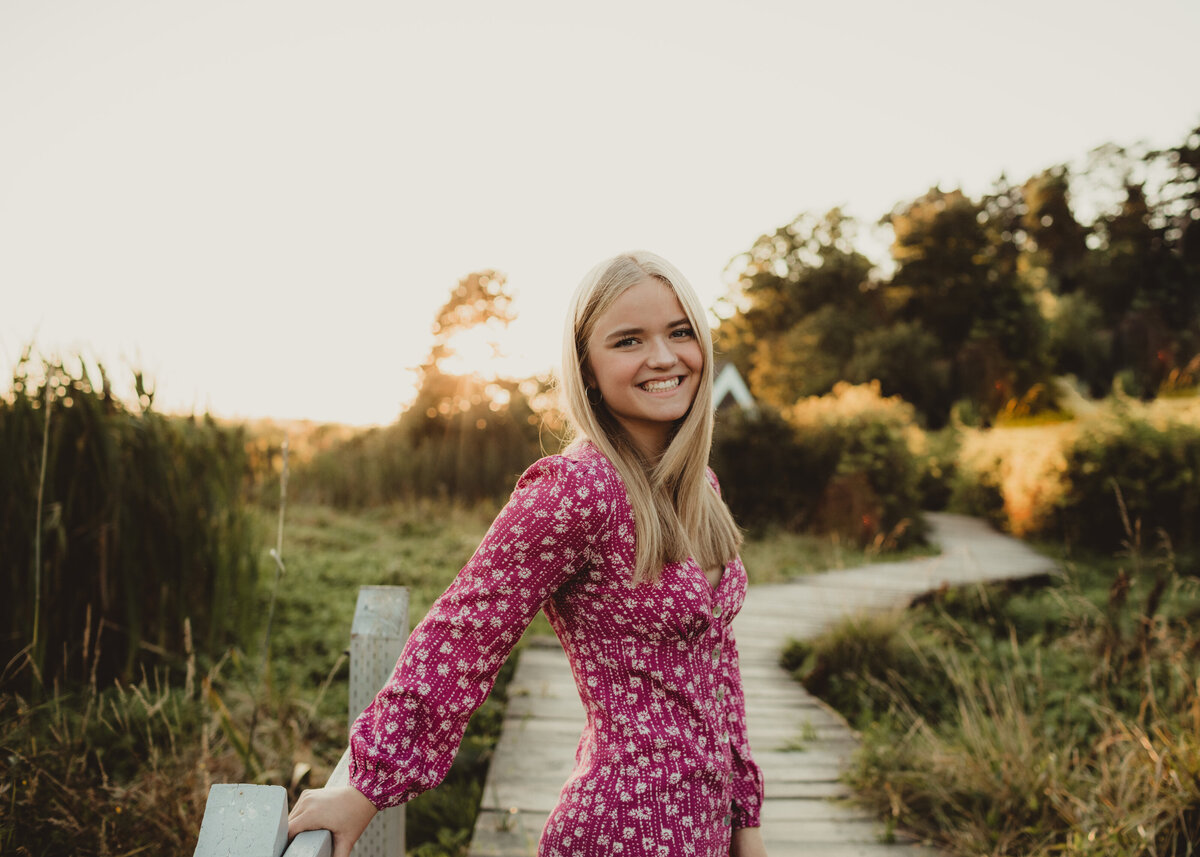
[{"xmin": 466, "ymin": 512, "xmax": 1060, "ymax": 856}]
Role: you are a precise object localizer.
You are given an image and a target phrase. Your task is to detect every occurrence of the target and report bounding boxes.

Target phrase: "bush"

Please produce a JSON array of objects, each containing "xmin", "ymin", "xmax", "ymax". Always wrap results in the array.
[
  {"xmin": 788, "ymin": 382, "xmax": 928, "ymax": 547},
  {"xmin": 714, "ymin": 383, "xmax": 927, "ymax": 547},
  {"xmin": 711, "ymin": 406, "xmax": 812, "ymax": 532},
  {"xmin": 1055, "ymin": 415, "xmax": 1200, "ymax": 551},
  {"xmin": 914, "ymin": 426, "xmax": 960, "ymax": 511}
]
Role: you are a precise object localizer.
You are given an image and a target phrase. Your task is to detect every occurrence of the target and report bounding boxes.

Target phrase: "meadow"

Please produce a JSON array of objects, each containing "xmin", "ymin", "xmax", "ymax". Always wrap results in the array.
[
  {"xmin": 783, "ymin": 393, "xmax": 1200, "ymax": 856},
  {"xmin": 0, "ymin": 369, "xmax": 906, "ymax": 857},
  {"xmin": 6, "ymin": 347, "xmax": 1199, "ymax": 856}
]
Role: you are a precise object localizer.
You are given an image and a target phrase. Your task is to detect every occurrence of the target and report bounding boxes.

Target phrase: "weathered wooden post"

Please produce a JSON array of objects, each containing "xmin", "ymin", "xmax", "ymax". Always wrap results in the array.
[
  {"xmin": 193, "ymin": 585, "xmax": 409, "ymax": 857},
  {"xmin": 347, "ymin": 585, "xmax": 409, "ymax": 857}
]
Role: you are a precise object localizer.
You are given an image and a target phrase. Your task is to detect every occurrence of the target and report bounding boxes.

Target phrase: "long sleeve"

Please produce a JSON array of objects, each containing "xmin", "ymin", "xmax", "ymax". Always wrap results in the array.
[
  {"xmin": 722, "ymin": 624, "xmax": 764, "ymax": 829},
  {"xmin": 348, "ymin": 454, "xmax": 613, "ymax": 809}
]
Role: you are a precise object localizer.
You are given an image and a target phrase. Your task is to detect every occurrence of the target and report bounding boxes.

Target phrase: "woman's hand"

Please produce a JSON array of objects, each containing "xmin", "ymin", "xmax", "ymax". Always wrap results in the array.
[
  {"xmin": 287, "ymin": 785, "xmax": 378, "ymax": 857},
  {"xmin": 731, "ymin": 825, "xmax": 768, "ymax": 857}
]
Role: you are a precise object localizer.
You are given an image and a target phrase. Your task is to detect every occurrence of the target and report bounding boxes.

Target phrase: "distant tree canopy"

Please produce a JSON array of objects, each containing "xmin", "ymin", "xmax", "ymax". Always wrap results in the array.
[
  {"xmin": 717, "ymin": 123, "xmax": 1200, "ymax": 426},
  {"xmin": 298, "ymin": 271, "xmax": 548, "ymax": 505}
]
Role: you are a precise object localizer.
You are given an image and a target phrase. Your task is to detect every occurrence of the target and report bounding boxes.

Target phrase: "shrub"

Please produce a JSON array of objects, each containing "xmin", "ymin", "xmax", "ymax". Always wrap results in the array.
[
  {"xmin": 914, "ymin": 426, "xmax": 960, "ymax": 511},
  {"xmin": 711, "ymin": 405, "xmax": 812, "ymax": 533},
  {"xmin": 714, "ymin": 383, "xmax": 926, "ymax": 547},
  {"xmin": 951, "ymin": 422, "xmax": 1074, "ymax": 536},
  {"xmin": 1055, "ymin": 415, "xmax": 1200, "ymax": 551},
  {"xmin": 787, "ymin": 382, "xmax": 927, "ymax": 547}
]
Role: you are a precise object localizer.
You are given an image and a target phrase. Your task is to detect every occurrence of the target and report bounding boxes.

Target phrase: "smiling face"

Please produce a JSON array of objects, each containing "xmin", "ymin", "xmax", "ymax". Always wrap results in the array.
[{"xmin": 585, "ymin": 277, "xmax": 703, "ymax": 458}]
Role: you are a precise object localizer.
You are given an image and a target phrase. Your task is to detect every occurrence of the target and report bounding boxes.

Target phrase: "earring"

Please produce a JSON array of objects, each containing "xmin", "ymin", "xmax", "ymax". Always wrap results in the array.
[{"xmin": 586, "ymin": 387, "xmax": 603, "ymax": 406}]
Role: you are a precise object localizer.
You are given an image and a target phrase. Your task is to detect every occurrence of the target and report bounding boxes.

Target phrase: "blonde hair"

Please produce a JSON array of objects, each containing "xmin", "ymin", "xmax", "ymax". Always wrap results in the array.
[{"xmin": 560, "ymin": 251, "xmax": 742, "ymax": 583}]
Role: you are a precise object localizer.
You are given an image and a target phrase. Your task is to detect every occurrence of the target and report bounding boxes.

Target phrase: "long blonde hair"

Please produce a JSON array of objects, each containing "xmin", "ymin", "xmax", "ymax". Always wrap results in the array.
[{"xmin": 560, "ymin": 251, "xmax": 742, "ymax": 583}]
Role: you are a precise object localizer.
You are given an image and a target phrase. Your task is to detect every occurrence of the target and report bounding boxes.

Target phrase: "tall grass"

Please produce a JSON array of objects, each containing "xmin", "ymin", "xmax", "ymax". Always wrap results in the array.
[
  {"xmin": 1, "ymin": 352, "xmax": 261, "ymax": 688},
  {"xmin": 785, "ymin": 531, "xmax": 1200, "ymax": 855},
  {"xmin": 295, "ymin": 374, "xmax": 547, "ymax": 508}
]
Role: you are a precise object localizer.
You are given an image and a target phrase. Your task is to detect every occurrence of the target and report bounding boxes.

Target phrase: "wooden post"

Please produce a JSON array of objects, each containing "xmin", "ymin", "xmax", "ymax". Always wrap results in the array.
[
  {"xmin": 193, "ymin": 784, "xmax": 289, "ymax": 857},
  {"xmin": 192, "ymin": 585, "xmax": 409, "ymax": 857},
  {"xmin": 348, "ymin": 585, "xmax": 409, "ymax": 857}
]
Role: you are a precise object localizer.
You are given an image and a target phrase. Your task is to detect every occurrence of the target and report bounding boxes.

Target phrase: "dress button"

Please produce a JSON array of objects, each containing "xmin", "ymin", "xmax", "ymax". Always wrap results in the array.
[
  {"xmin": 712, "ymin": 603, "xmax": 722, "ymax": 618},
  {"xmin": 717, "ymin": 686, "xmax": 725, "ymax": 702},
  {"xmin": 723, "ymin": 813, "xmax": 732, "ymax": 826},
  {"xmin": 711, "ymin": 646, "xmax": 720, "ymax": 664}
]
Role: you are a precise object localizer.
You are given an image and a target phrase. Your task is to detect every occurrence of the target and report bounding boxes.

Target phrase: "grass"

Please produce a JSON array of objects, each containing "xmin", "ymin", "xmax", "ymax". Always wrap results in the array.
[
  {"xmin": 1, "ymin": 486, "xmax": 936, "ymax": 856},
  {"xmin": 0, "ymin": 496, "xmax": 521, "ymax": 857},
  {"xmin": 740, "ymin": 525, "xmax": 938, "ymax": 584},
  {"xmin": 783, "ymin": 535, "xmax": 1200, "ymax": 856}
]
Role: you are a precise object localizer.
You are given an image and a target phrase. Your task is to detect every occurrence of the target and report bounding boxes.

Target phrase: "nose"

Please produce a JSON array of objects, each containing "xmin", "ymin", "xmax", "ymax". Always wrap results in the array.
[{"xmin": 646, "ymin": 335, "xmax": 678, "ymax": 368}]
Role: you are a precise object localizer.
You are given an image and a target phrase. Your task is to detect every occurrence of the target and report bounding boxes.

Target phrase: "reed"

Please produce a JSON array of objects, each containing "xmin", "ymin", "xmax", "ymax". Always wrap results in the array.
[{"xmin": 1, "ymin": 352, "xmax": 261, "ymax": 689}]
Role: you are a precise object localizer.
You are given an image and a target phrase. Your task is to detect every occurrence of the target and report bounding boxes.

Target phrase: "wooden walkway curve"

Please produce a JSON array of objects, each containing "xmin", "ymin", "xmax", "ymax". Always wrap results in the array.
[{"xmin": 467, "ymin": 513, "xmax": 1058, "ymax": 856}]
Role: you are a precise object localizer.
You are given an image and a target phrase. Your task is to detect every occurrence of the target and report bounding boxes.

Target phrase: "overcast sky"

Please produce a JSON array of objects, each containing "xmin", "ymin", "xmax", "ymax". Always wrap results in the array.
[{"xmin": 3, "ymin": 0, "xmax": 1198, "ymax": 425}]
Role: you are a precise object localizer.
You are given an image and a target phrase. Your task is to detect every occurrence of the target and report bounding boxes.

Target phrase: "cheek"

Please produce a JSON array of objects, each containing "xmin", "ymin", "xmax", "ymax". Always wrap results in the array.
[{"xmin": 591, "ymin": 353, "xmax": 632, "ymax": 390}]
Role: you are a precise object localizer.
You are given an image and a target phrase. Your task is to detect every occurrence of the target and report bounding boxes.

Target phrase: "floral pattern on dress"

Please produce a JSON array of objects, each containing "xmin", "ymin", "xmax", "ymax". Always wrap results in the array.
[{"xmin": 349, "ymin": 441, "xmax": 764, "ymax": 855}]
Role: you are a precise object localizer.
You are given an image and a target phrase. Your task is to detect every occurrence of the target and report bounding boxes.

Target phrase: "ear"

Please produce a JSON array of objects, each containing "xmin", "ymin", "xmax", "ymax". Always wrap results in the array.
[{"xmin": 581, "ymin": 361, "xmax": 596, "ymax": 389}]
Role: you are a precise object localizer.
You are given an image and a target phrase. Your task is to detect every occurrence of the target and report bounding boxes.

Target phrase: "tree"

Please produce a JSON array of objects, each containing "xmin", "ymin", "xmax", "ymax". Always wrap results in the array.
[
  {"xmin": 717, "ymin": 210, "xmax": 881, "ymax": 408},
  {"xmin": 397, "ymin": 270, "xmax": 544, "ymax": 499},
  {"xmin": 883, "ymin": 186, "xmax": 1052, "ymax": 422}
]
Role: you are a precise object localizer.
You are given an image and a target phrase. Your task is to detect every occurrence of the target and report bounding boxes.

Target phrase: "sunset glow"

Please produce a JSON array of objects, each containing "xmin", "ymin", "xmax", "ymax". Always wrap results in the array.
[{"xmin": 2, "ymin": 1, "xmax": 1197, "ymax": 425}]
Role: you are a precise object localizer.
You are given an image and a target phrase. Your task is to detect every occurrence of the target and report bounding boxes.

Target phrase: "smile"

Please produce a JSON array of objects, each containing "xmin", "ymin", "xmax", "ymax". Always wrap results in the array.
[{"xmin": 640, "ymin": 377, "xmax": 682, "ymax": 393}]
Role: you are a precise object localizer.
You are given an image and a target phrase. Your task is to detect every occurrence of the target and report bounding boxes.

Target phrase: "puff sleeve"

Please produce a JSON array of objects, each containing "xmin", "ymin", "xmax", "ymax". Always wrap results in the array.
[{"xmin": 348, "ymin": 455, "xmax": 612, "ymax": 808}]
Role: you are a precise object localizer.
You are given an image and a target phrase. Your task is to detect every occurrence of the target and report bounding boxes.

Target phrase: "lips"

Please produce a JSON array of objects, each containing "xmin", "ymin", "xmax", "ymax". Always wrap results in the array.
[{"xmin": 640, "ymin": 377, "xmax": 682, "ymax": 392}]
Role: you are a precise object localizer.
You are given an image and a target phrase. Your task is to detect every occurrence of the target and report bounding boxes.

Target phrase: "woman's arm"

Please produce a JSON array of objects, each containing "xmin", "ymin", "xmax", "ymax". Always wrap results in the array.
[
  {"xmin": 288, "ymin": 457, "xmax": 613, "ymax": 852},
  {"xmin": 731, "ymin": 825, "xmax": 769, "ymax": 857}
]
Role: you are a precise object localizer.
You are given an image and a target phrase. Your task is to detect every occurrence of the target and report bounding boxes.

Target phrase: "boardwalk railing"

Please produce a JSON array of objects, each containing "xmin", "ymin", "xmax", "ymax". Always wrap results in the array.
[{"xmin": 194, "ymin": 585, "xmax": 410, "ymax": 857}]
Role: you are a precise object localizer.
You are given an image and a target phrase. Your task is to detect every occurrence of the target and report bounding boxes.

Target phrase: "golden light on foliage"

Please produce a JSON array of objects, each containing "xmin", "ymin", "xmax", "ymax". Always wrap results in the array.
[{"xmin": 435, "ymin": 321, "xmax": 536, "ymax": 381}]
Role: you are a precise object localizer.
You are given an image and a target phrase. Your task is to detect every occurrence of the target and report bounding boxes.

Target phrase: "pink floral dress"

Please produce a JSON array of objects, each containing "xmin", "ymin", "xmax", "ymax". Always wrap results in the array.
[{"xmin": 349, "ymin": 441, "xmax": 764, "ymax": 856}]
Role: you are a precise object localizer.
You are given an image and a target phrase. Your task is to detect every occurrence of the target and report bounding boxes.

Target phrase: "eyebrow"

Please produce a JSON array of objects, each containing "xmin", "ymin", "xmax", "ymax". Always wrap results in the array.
[{"xmin": 603, "ymin": 318, "xmax": 691, "ymax": 342}]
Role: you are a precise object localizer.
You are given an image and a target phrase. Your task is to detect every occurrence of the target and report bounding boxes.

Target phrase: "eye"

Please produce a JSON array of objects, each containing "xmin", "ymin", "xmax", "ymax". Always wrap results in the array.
[
  {"xmin": 614, "ymin": 337, "xmax": 639, "ymax": 348},
  {"xmin": 670, "ymin": 327, "xmax": 695, "ymax": 340}
]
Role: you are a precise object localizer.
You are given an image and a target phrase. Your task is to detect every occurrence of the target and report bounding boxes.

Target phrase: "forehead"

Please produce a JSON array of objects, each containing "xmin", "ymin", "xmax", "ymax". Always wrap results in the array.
[{"xmin": 593, "ymin": 278, "xmax": 687, "ymax": 330}]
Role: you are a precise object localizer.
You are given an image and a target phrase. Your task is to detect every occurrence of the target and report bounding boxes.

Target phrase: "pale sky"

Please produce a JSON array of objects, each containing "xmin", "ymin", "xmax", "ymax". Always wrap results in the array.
[{"xmin": 3, "ymin": 0, "xmax": 1198, "ymax": 425}]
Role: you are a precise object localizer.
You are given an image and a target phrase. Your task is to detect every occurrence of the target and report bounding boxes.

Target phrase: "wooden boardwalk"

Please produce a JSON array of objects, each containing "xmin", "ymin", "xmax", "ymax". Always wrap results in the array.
[{"xmin": 467, "ymin": 513, "xmax": 1058, "ymax": 856}]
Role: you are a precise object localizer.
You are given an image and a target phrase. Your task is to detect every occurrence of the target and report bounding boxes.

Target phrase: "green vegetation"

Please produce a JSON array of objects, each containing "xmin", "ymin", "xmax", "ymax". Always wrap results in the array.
[
  {"xmin": 784, "ymin": 537, "xmax": 1200, "ymax": 855},
  {"xmin": 947, "ymin": 404, "xmax": 1200, "ymax": 551},
  {"xmin": 1, "ymin": 353, "xmax": 259, "ymax": 689},
  {"xmin": 717, "ymin": 124, "xmax": 1200, "ymax": 427},
  {"xmin": 714, "ymin": 382, "xmax": 927, "ymax": 549},
  {"xmin": 1, "ymin": 491, "xmax": 518, "ymax": 856},
  {"xmin": 7, "ymin": 122, "xmax": 1200, "ymax": 856}
]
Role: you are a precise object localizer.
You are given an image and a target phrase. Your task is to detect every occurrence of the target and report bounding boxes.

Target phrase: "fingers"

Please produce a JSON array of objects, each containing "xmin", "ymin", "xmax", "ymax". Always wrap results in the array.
[{"xmin": 285, "ymin": 785, "xmax": 377, "ymax": 856}]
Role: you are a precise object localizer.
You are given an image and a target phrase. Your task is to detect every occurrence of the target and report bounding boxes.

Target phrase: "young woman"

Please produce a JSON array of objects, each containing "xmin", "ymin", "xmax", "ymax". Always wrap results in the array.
[{"xmin": 288, "ymin": 251, "xmax": 767, "ymax": 857}]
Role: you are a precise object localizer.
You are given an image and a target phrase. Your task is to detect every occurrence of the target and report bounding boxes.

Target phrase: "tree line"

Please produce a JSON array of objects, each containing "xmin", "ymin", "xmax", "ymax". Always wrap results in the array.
[{"xmin": 716, "ymin": 124, "xmax": 1200, "ymax": 427}]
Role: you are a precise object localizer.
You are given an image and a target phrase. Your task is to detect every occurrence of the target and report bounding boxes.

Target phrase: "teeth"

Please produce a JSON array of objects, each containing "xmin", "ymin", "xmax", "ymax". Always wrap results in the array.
[{"xmin": 641, "ymin": 378, "xmax": 680, "ymax": 392}]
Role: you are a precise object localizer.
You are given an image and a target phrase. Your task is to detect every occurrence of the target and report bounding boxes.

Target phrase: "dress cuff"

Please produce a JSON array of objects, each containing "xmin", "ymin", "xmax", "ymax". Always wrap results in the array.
[{"xmin": 731, "ymin": 792, "xmax": 762, "ymax": 829}]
